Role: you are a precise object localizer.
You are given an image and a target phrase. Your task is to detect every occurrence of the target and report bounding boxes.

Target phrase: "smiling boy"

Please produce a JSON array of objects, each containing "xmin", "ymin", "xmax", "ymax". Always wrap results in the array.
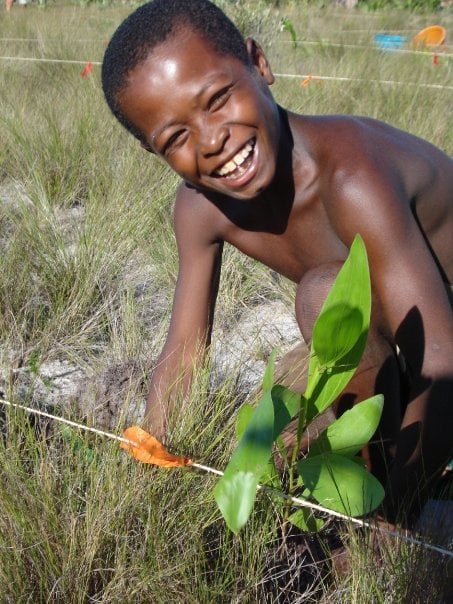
[{"xmin": 102, "ymin": 0, "xmax": 453, "ymax": 525}]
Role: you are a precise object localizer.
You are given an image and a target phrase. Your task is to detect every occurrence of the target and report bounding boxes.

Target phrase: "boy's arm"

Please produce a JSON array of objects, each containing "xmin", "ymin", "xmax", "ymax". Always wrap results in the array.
[
  {"xmin": 331, "ymin": 162, "xmax": 453, "ymax": 518},
  {"xmin": 143, "ymin": 185, "xmax": 223, "ymax": 440}
]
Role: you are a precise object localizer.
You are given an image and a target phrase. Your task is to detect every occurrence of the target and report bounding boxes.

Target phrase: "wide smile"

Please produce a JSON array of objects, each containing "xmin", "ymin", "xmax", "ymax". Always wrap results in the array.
[{"xmin": 213, "ymin": 139, "xmax": 256, "ymax": 181}]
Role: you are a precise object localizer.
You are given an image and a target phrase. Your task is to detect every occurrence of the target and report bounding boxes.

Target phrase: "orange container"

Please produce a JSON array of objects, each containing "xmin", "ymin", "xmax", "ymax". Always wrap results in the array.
[{"xmin": 412, "ymin": 25, "xmax": 446, "ymax": 47}]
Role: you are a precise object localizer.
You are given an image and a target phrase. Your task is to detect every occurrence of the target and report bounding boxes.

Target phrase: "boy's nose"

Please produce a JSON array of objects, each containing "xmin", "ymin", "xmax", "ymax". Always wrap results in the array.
[{"xmin": 198, "ymin": 125, "xmax": 229, "ymax": 157}]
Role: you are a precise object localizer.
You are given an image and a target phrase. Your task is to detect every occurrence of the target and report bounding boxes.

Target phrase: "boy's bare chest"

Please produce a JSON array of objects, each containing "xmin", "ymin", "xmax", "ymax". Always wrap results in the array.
[{"xmin": 216, "ymin": 195, "xmax": 349, "ymax": 283}]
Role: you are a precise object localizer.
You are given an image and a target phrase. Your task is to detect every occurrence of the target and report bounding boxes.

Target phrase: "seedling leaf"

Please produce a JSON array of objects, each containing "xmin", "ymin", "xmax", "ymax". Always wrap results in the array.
[
  {"xmin": 214, "ymin": 385, "xmax": 275, "ymax": 532},
  {"xmin": 297, "ymin": 453, "xmax": 384, "ymax": 516},
  {"xmin": 288, "ymin": 508, "xmax": 325, "ymax": 532},
  {"xmin": 309, "ymin": 394, "xmax": 384, "ymax": 457},
  {"xmin": 306, "ymin": 235, "xmax": 371, "ymax": 420},
  {"xmin": 214, "ymin": 471, "xmax": 258, "ymax": 534}
]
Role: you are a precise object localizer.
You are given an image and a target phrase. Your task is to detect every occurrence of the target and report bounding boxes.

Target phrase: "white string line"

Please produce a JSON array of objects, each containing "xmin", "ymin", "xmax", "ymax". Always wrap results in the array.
[
  {"xmin": 274, "ymin": 72, "xmax": 453, "ymax": 91},
  {"xmin": 308, "ymin": 29, "xmax": 420, "ymax": 33},
  {"xmin": 277, "ymin": 39, "xmax": 453, "ymax": 58},
  {"xmin": 0, "ymin": 397, "xmax": 131, "ymax": 444},
  {"xmin": 0, "ymin": 55, "xmax": 101, "ymax": 65},
  {"xmin": 0, "ymin": 37, "xmax": 106, "ymax": 42},
  {"xmin": 2, "ymin": 36, "xmax": 451, "ymax": 58},
  {"xmin": 191, "ymin": 460, "xmax": 451, "ymax": 558},
  {"xmin": 1, "ymin": 55, "xmax": 451, "ymax": 91},
  {"xmin": 0, "ymin": 30, "xmax": 419, "ymax": 41},
  {"xmin": 0, "ymin": 397, "xmax": 452, "ymax": 558}
]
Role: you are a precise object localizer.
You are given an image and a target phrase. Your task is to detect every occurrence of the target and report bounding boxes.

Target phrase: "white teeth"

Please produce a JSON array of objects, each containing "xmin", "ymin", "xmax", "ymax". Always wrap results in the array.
[
  {"xmin": 222, "ymin": 160, "xmax": 236, "ymax": 174},
  {"xmin": 216, "ymin": 142, "xmax": 253, "ymax": 177},
  {"xmin": 240, "ymin": 147, "xmax": 250, "ymax": 159}
]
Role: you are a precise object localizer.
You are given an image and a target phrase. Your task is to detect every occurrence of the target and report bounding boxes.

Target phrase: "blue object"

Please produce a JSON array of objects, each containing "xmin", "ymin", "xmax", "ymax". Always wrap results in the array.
[{"xmin": 374, "ymin": 33, "xmax": 407, "ymax": 50}]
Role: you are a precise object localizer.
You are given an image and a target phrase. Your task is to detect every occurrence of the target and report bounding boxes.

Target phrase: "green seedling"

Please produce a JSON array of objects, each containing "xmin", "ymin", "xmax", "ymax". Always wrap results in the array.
[{"xmin": 214, "ymin": 235, "xmax": 384, "ymax": 533}]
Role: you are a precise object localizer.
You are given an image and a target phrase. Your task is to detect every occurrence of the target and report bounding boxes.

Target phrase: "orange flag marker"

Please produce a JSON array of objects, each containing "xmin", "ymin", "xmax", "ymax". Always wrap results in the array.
[
  {"xmin": 121, "ymin": 425, "xmax": 192, "ymax": 467},
  {"xmin": 81, "ymin": 61, "xmax": 93, "ymax": 78}
]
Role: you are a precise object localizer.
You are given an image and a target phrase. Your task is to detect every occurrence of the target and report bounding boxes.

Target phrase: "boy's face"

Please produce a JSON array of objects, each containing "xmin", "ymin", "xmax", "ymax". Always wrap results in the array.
[{"xmin": 118, "ymin": 27, "xmax": 280, "ymax": 200}]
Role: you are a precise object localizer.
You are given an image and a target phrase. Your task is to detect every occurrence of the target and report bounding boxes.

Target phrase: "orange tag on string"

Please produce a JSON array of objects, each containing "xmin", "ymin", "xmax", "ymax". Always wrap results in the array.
[
  {"xmin": 121, "ymin": 426, "xmax": 192, "ymax": 467},
  {"xmin": 81, "ymin": 61, "xmax": 93, "ymax": 78}
]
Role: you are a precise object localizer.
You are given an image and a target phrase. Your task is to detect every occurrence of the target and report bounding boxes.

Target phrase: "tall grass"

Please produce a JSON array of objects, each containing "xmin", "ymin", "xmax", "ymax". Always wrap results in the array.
[
  {"xmin": 0, "ymin": 1, "xmax": 452, "ymax": 601},
  {"xmin": 0, "ymin": 391, "xmax": 279, "ymax": 603}
]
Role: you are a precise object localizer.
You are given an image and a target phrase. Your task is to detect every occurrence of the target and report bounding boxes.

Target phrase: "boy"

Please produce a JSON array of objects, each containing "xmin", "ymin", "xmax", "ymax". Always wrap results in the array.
[{"xmin": 102, "ymin": 0, "xmax": 453, "ymax": 525}]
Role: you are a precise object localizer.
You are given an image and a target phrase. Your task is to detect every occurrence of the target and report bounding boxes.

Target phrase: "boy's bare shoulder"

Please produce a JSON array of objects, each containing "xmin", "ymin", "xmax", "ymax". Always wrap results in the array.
[
  {"xmin": 173, "ymin": 181, "xmax": 227, "ymax": 245},
  {"xmin": 313, "ymin": 114, "xmax": 447, "ymax": 159},
  {"xmin": 295, "ymin": 113, "xmax": 442, "ymax": 169},
  {"xmin": 293, "ymin": 113, "xmax": 451, "ymax": 204},
  {"xmin": 288, "ymin": 113, "xmax": 453, "ymax": 263}
]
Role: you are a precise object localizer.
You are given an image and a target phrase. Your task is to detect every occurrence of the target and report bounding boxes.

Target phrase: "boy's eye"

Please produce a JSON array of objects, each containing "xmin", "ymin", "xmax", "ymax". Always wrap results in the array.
[
  {"xmin": 208, "ymin": 86, "xmax": 231, "ymax": 110},
  {"xmin": 162, "ymin": 130, "xmax": 186, "ymax": 154}
]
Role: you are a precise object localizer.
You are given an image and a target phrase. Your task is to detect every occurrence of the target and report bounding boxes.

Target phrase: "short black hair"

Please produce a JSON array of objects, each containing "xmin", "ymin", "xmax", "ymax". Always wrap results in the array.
[{"xmin": 102, "ymin": 0, "xmax": 249, "ymax": 144}]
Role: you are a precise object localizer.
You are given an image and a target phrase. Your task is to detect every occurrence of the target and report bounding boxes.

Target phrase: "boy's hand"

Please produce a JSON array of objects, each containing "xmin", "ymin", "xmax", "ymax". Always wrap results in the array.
[{"xmin": 142, "ymin": 404, "xmax": 167, "ymax": 443}]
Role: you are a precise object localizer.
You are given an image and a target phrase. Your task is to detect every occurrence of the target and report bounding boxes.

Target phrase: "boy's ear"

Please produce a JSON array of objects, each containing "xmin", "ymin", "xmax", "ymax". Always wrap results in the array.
[{"xmin": 245, "ymin": 37, "xmax": 274, "ymax": 85}]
